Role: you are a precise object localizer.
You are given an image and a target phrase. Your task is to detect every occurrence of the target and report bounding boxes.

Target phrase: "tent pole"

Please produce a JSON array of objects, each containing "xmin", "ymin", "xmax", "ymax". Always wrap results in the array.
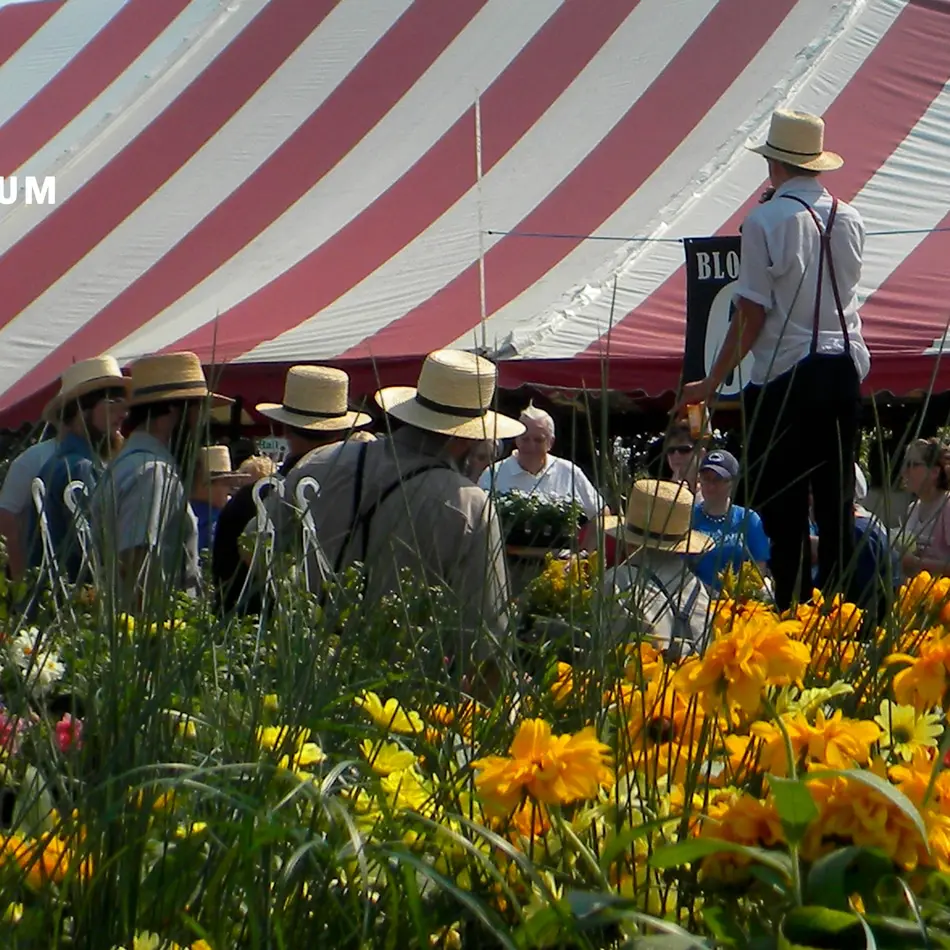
[{"xmin": 475, "ymin": 92, "xmax": 487, "ymax": 353}]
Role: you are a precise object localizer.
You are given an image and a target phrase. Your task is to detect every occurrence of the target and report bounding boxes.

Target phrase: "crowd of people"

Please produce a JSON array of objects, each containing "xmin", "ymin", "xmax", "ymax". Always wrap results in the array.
[{"xmin": 1, "ymin": 107, "xmax": 948, "ymax": 672}]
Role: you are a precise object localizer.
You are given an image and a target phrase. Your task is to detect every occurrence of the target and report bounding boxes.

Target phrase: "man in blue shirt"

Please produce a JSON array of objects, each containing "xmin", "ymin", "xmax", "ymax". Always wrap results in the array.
[
  {"xmin": 690, "ymin": 450, "xmax": 771, "ymax": 591},
  {"xmin": 31, "ymin": 357, "xmax": 130, "ymax": 582}
]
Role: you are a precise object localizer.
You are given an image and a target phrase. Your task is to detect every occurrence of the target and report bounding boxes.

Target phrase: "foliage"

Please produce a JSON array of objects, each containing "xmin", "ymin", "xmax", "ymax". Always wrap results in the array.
[{"xmin": 9, "ymin": 514, "xmax": 950, "ymax": 949}]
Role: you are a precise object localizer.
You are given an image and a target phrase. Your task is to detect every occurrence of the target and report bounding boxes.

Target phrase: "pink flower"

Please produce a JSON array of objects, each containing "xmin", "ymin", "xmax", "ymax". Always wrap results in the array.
[
  {"xmin": 0, "ymin": 712, "xmax": 27, "ymax": 754},
  {"xmin": 55, "ymin": 714, "xmax": 83, "ymax": 754}
]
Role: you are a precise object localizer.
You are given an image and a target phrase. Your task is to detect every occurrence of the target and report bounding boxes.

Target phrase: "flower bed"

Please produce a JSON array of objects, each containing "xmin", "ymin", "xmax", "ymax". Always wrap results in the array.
[{"xmin": 4, "ymin": 553, "xmax": 950, "ymax": 947}]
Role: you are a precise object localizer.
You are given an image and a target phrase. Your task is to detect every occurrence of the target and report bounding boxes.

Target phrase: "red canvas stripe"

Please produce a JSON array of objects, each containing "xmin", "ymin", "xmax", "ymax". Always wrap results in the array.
[
  {"xmin": 0, "ymin": 0, "xmax": 192, "ymax": 175},
  {"xmin": 0, "ymin": 0, "xmax": 61, "ymax": 69},
  {"xmin": 342, "ymin": 0, "xmax": 798, "ymax": 360},
  {"xmin": 0, "ymin": 0, "xmax": 340, "ymax": 351},
  {"xmin": 593, "ymin": 0, "xmax": 950, "ymax": 361},
  {"xmin": 1, "ymin": 0, "xmax": 489, "ymax": 410},
  {"xmin": 167, "ymin": 0, "xmax": 641, "ymax": 361}
]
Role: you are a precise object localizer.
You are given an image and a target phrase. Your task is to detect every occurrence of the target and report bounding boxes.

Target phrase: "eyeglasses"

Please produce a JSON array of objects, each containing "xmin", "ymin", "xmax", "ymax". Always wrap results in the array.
[{"xmin": 667, "ymin": 445, "xmax": 693, "ymax": 455}]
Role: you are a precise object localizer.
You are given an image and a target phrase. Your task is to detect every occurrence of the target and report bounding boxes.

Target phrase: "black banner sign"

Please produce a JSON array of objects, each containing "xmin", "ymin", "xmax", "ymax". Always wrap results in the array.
[{"xmin": 683, "ymin": 236, "xmax": 753, "ymax": 397}]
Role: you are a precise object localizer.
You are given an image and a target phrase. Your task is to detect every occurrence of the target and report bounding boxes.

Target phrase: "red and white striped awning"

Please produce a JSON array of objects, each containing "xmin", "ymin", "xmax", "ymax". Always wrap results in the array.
[{"xmin": 0, "ymin": 0, "xmax": 949, "ymax": 423}]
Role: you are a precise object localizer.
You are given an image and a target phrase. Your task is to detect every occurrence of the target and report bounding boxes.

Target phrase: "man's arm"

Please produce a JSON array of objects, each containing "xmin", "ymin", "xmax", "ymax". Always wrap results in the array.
[{"xmin": 677, "ymin": 297, "xmax": 767, "ymax": 410}]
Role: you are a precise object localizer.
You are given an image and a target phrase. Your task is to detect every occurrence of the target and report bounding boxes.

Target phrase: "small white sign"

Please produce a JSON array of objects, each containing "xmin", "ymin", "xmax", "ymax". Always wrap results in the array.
[{"xmin": 257, "ymin": 437, "xmax": 289, "ymax": 463}]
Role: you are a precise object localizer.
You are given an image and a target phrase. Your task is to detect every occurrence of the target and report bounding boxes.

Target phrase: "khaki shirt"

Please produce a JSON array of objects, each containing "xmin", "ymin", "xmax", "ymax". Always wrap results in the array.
[
  {"xmin": 600, "ymin": 550, "xmax": 712, "ymax": 655},
  {"xmin": 280, "ymin": 428, "xmax": 511, "ymax": 663}
]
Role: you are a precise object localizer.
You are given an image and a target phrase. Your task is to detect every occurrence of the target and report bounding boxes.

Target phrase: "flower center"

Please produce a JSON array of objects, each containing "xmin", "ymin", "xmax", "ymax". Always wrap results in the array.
[
  {"xmin": 646, "ymin": 716, "xmax": 676, "ymax": 744},
  {"xmin": 891, "ymin": 726, "xmax": 913, "ymax": 745}
]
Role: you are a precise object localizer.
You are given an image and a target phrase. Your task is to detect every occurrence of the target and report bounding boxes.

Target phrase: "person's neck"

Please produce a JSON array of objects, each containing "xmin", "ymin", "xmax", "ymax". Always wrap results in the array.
[
  {"xmin": 918, "ymin": 484, "xmax": 944, "ymax": 505},
  {"xmin": 516, "ymin": 451, "xmax": 547, "ymax": 476},
  {"xmin": 702, "ymin": 496, "xmax": 730, "ymax": 517}
]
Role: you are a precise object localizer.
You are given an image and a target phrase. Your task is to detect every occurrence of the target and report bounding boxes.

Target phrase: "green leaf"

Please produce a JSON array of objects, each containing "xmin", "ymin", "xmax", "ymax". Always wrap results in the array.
[
  {"xmin": 804, "ymin": 847, "xmax": 894, "ymax": 911},
  {"xmin": 779, "ymin": 906, "xmax": 863, "ymax": 950},
  {"xmin": 625, "ymin": 937, "xmax": 711, "ymax": 949},
  {"xmin": 598, "ymin": 818, "xmax": 675, "ymax": 873},
  {"xmin": 769, "ymin": 775, "xmax": 819, "ymax": 845},
  {"xmin": 702, "ymin": 905, "xmax": 747, "ymax": 947},
  {"xmin": 648, "ymin": 837, "xmax": 793, "ymax": 879},
  {"xmin": 805, "ymin": 770, "xmax": 929, "ymax": 852}
]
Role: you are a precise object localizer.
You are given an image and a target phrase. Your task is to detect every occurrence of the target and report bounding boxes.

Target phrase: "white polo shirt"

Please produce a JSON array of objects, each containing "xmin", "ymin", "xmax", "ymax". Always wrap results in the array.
[
  {"xmin": 735, "ymin": 177, "xmax": 870, "ymax": 386},
  {"xmin": 478, "ymin": 453, "xmax": 604, "ymax": 520}
]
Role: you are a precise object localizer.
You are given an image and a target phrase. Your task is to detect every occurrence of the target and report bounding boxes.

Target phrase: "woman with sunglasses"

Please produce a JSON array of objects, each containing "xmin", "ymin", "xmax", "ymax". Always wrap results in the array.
[
  {"xmin": 899, "ymin": 438, "xmax": 950, "ymax": 578},
  {"xmin": 665, "ymin": 422, "xmax": 705, "ymax": 502}
]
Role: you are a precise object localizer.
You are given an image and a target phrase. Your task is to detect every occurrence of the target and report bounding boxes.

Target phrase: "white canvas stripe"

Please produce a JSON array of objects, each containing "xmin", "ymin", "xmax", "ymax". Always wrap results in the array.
[
  {"xmin": 0, "ymin": 0, "xmax": 128, "ymax": 128},
  {"xmin": 234, "ymin": 0, "xmax": 719, "ymax": 363},
  {"xmin": 500, "ymin": 0, "xmax": 909, "ymax": 359},
  {"xmin": 0, "ymin": 0, "xmax": 271, "ymax": 247},
  {"xmin": 10, "ymin": 0, "xmax": 228, "ymax": 179},
  {"xmin": 0, "ymin": 0, "xmax": 413, "ymax": 382},
  {"xmin": 106, "ymin": 0, "xmax": 569, "ymax": 361}
]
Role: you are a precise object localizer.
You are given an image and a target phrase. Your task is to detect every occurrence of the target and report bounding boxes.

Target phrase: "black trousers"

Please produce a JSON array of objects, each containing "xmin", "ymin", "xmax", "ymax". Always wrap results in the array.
[{"xmin": 743, "ymin": 354, "xmax": 860, "ymax": 611}]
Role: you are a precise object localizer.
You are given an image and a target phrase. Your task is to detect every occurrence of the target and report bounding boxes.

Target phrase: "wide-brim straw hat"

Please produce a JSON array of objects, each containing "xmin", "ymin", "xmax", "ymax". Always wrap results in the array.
[
  {"xmin": 747, "ymin": 109, "xmax": 843, "ymax": 172},
  {"xmin": 42, "ymin": 356, "xmax": 131, "ymax": 422},
  {"xmin": 602, "ymin": 478, "xmax": 712, "ymax": 555},
  {"xmin": 127, "ymin": 352, "xmax": 231, "ymax": 408},
  {"xmin": 257, "ymin": 365, "xmax": 371, "ymax": 432},
  {"xmin": 374, "ymin": 350, "xmax": 525, "ymax": 440},
  {"xmin": 198, "ymin": 445, "xmax": 252, "ymax": 485}
]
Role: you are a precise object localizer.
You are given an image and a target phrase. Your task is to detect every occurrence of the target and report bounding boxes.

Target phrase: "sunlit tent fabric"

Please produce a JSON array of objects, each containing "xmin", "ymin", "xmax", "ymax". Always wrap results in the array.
[{"xmin": 0, "ymin": 0, "xmax": 948, "ymax": 424}]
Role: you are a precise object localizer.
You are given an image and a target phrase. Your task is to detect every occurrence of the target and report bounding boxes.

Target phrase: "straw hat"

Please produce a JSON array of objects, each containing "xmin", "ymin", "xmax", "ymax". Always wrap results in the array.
[
  {"xmin": 42, "ymin": 356, "xmax": 130, "ymax": 422},
  {"xmin": 197, "ymin": 445, "xmax": 252, "ymax": 485},
  {"xmin": 748, "ymin": 109, "xmax": 843, "ymax": 172},
  {"xmin": 256, "ymin": 365, "xmax": 371, "ymax": 432},
  {"xmin": 602, "ymin": 479, "xmax": 712, "ymax": 555},
  {"xmin": 127, "ymin": 352, "xmax": 231, "ymax": 408},
  {"xmin": 374, "ymin": 350, "xmax": 525, "ymax": 440}
]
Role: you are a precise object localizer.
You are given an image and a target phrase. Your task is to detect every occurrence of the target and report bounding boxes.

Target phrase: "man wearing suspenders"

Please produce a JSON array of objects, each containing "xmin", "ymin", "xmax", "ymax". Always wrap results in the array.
[{"xmin": 680, "ymin": 110, "xmax": 870, "ymax": 611}]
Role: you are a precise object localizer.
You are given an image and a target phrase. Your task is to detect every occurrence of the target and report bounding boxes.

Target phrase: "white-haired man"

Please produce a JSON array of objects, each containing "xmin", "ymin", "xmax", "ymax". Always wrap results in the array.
[{"xmin": 478, "ymin": 404, "xmax": 608, "ymax": 520}]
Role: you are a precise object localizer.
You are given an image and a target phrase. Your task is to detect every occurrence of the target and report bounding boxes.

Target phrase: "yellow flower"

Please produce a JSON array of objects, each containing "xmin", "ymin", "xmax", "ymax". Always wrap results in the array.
[
  {"xmin": 471, "ymin": 719, "xmax": 613, "ymax": 811},
  {"xmin": 675, "ymin": 614, "xmax": 810, "ymax": 716},
  {"xmin": 360, "ymin": 739, "xmax": 416, "ymax": 775},
  {"xmin": 0, "ymin": 833, "xmax": 93, "ymax": 890},
  {"xmin": 355, "ymin": 692, "xmax": 423, "ymax": 734},
  {"xmin": 874, "ymin": 700, "xmax": 943, "ymax": 762},
  {"xmin": 263, "ymin": 694, "xmax": 279, "ymax": 713},
  {"xmin": 550, "ymin": 662, "xmax": 574, "ymax": 706},
  {"xmin": 2, "ymin": 902, "xmax": 22, "ymax": 924},
  {"xmin": 803, "ymin": 761, "xmax": 929, "ymax": 870},
  {"xmin": 381, "ymin": 768, "xmax": 432, "ymax": 813},
  {"xmin": 750, "ymin": 710, "xmax": 879, "ymax": 774},
  {"xmin": 892, "ymin": 640, "xmax": 950, "ymax": 712},
  {"xmin": 174, "ymin": 821, "xmax": 208, "ymax": 839}
]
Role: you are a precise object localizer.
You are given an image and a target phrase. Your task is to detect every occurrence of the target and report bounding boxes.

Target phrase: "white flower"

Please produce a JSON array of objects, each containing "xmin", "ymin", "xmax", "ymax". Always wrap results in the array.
[{"xmin": 8, "ymin": 628, "xmax": 65, "ymax": 695}]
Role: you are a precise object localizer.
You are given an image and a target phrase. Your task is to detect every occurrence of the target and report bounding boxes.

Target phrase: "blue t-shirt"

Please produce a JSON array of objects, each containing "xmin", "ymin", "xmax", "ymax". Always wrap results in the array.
[
  {"xmin": 191, "ymin": 500, "xmax": 221, "ymax": 553},
  {"xmin": 691, "ymin": 503, "xmax": 771, "ymax": 589}
]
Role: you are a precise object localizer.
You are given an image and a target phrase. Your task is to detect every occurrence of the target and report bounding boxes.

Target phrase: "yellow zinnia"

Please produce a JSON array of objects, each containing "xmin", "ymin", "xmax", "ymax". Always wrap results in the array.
[
  {"xmin": 874, "ymin": 700, "xmax": 943, "ymax": 762},
  {"xmin": 471, "ymin": 718, "xmax": 613, "ymax": 811}
]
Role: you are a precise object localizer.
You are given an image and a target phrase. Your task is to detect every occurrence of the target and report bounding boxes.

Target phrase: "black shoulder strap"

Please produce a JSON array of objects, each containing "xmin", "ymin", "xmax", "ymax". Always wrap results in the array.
[
  {"xmin": 780, "ymin": 194, "xmax": 849, "ymax": 355},
  {"xmin": 357, "ymin": 461, "xmax": 452, "ymax": 561}
]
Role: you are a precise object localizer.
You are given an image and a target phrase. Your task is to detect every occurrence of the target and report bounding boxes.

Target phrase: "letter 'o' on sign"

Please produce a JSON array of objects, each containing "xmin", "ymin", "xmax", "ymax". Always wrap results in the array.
[{"xmin": 704, "ymin": 282, "xmax": 756, "ymax": 397}]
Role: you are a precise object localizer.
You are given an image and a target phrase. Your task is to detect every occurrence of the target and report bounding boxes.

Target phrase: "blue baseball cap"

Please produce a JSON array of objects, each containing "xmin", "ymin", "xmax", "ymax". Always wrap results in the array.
[{"xmin": 700, "ymin": 450, "xmax": 739, "ymax": 480}]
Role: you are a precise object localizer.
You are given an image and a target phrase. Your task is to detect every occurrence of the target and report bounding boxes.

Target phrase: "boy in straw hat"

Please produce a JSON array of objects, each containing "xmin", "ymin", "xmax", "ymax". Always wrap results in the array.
[
  {"xmin": 214, "ymin": 365, "xmax": 370, "ymax": 616},
  {"xmin": 27, "ymin": 357, "xmax": 130, "ymax": 582},
  {"xmin": 189, "ymin": 445, "xmax": 252, "ymax": 553},
  {"xmin": 280, "ymin": 350, "xmax": 524, "ymax": 692},
  {"xmin": 92, "ymin": 352, "xmax": 231, "ymax": 604},
  {"xmin": 600, "ymin": 479, "xmax": 713, "ymax": 656},
  {"xmin": 678, "ymin": 109, "xmax": 869, "ymax": 611}
]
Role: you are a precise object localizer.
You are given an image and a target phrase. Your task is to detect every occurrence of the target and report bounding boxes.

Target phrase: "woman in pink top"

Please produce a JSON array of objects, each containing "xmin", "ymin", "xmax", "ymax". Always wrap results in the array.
[{"xmin": 900, "ymin": 438, "xmax": 950, "ymax": 578}]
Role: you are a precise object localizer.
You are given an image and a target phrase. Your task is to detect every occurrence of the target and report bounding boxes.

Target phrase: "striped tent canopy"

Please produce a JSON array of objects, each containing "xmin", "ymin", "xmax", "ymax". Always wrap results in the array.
[{"xmin": 1, "ymin": 0, "xmax": 949, "ymax": 424}]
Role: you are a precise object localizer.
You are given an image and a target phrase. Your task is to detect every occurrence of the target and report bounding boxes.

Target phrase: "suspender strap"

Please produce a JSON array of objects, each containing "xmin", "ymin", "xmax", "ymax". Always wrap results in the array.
[
  {"xmin": 780, "ymin": 194, "xmax": 850, "ymax": 356},
  {"xmin": 358, "ymin": 462, "xmax": 452, "ymax": 561}
]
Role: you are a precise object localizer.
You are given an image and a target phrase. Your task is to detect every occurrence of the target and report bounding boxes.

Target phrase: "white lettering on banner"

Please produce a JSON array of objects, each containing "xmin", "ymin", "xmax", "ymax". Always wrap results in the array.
[
  {"xmin": 695, "ymin": 250, "xmax": 740, "ymax": 281},
  {"xmin": 704, "ymin": 281, "xmax": 756, "ymax": 397},
  {"xmin": 0, "ymin": 176, "xmax": 57, "ymax": 206}
]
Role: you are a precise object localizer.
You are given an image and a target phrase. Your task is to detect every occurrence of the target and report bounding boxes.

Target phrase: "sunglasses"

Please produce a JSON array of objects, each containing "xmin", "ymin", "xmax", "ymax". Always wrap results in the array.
[{"xmin": 667, "ymin": 445, "xmax": 693, "ymax": 455}]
